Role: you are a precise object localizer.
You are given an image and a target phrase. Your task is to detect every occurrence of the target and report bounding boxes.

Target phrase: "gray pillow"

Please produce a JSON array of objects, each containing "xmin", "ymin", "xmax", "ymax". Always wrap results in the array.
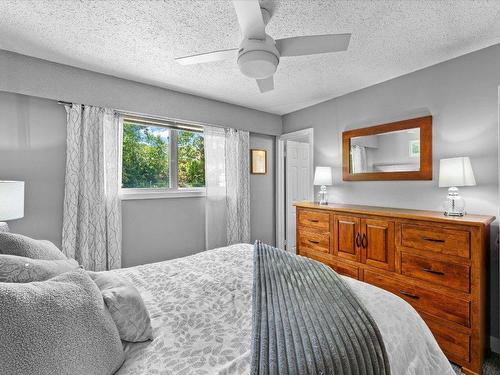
[
  {"xmin": 0, "ymin": 254, "xmax": 79, "ymax": 282},
  {"xmin": 89, "ymin": 271, "xmax": 153, "ymax": 342},
  {"xmin": 0, "ymin": 232, "xmax": 66, "ymax": 260},
  {"xmin": 0, "ymin": 269, "xmax": 124, "ymax": 375}
]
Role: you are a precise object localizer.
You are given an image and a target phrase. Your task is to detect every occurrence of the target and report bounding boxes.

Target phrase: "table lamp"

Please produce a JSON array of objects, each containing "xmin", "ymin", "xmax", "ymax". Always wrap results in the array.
[
  {"xmin": 313, "ymin": 167, "xmax": 332, "ymax": 205},
  {"xmin": 0, "ymin": 181, "xmax": 25, "ymax": 232},
  {"xmin": 438, "ymin": 157, "xmax": 475, "ymax": 216}
]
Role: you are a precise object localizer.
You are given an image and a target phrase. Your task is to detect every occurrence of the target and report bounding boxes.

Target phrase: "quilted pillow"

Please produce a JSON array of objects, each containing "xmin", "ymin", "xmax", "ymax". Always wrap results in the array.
[
  {"xmin": 0, "ymin": 254, "xmax": 79, "ymax": 282},
  {"xmin": 89, "ymin": 271, "xmax": 153, "ymax": 342},
  {"xmin": 0, "ymin": 269, "xmax": 124, "ymax": 375},
  {"xmin": 0, "ymin": 232, "xmax": 66, "ymax": 260}
]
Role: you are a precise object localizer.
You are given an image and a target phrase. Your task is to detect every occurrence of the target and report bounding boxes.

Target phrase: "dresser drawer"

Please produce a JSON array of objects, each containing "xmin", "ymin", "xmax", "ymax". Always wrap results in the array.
[
  {"xmin": 425, "ymin": 318, "xmax": 470, "ymax": 363},
  {"xmin": 401, "ymin": 224, "xmax": 470, "ymax": 258},
  {"xmin": 401, "ymin": 252, "xmax": 470, "ymax": 293},
  {"xmin": 364, "ymin": 270, "xmax": 470, "ymax": 327},
  {"xmin": 298, "ymin": 209, "xmax": 330, "ymax": 232},
  {"xmin": 297, "ymin": 230, "xmax": 330, "ymax": 254},
  {"xmin": 330, "ymin": 261, "xmax": 359, "ymax": 279}
]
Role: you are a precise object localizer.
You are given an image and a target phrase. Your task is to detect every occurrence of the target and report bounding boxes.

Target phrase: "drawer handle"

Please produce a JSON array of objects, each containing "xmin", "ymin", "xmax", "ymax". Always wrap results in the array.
[
  {"xmin": 422, "ymin": 268, "xmax": 445, "ymax": 276},
  {"xmin": 361, "ymin": 233, "xmax": 368, "ymax": 248},
  {"xmin": 355, "ymin": 233, "xmax": 361, "ymax": 247},
  {"xmin": 422, "ymin": 237, "xmax": 445, "ymax": 243},
  {"xmin": 309, "ymin": 219, "xmax": 320, "ymax": 223},
  {"xmin": 399, "ymin": 290, "xmax": 420, "ymax": 300},
  {"xmin": 308, "ymin": 240, "xmax": 320, "ymax": 244}
]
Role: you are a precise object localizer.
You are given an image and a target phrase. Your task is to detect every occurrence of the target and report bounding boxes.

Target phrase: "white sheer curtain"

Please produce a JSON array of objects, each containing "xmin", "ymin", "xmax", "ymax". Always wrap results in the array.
[
  {"xmin": 225, "ymin": 129, "xmax": 250, "ymax": 245},
  {"xmin": 62, "ymin": 104, "xmax": 121, "ymax": 271},
  {"xmin": 204, "ymin": 126, "xmax": 227, "ymax": 250},
  {"xmin": 351, "ymin": 145, "xmax": 368, "ymax": 173},
  {"xmin": 204, "ymin": 126, "xmax": 250, "ymax": 249}
]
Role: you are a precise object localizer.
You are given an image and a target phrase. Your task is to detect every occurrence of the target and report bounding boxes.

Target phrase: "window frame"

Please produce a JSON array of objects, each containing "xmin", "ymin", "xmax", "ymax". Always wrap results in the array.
[{"xmin": 118, "ymin": 115, "xmax": 206, "ymax": 200}]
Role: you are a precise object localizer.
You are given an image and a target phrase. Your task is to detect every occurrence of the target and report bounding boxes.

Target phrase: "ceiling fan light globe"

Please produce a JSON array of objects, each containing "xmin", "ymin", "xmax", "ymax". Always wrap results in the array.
[{"xmin": 237, "ymin": 50, "xmax": 278, "ymax": 79}]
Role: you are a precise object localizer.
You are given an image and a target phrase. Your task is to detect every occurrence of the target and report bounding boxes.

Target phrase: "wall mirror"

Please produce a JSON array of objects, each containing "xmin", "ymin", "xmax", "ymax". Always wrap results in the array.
[{"xmin": 342, "ymin": 116, "xmax": 432, "ymax": 181}]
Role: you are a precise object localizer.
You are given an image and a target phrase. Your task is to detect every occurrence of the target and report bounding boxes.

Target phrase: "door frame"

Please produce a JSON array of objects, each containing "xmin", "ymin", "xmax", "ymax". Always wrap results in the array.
[
  {"xmin": 495, "ymin": 86, "xmax": 500, "ymax": 354},
  {"xmin": 276, "ymin": 128, "xmax": 314, "ymax": 250}
]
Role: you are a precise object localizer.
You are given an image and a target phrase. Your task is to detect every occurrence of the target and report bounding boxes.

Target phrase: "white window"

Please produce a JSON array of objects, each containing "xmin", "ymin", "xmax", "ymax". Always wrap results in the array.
[{"xmin": 119, "ymin": 115, "xmax": 205, "ymax": 199}]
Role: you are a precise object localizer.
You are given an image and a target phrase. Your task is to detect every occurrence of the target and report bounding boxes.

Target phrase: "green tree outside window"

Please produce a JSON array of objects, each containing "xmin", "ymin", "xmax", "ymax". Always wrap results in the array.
[
  {"xmin": 178, "ymin": 130, "xmax": 205, "ymax": 188},
  {"xmin": 122, "ymin": 121, "xmax": 205, "ymax": 189}
]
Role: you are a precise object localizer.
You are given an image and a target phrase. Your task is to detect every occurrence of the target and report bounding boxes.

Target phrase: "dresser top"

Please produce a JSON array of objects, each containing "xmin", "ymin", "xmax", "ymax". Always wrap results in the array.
[{"xmin": 294, "ymin": 201, "xmax": 495, "ymax": 226}]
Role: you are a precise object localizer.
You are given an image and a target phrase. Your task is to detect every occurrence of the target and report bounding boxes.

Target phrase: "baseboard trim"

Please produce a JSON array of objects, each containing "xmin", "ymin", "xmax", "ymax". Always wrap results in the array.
[{"xmin": 491, "ymin": 336, "xmax": 500, "ymax": 354}]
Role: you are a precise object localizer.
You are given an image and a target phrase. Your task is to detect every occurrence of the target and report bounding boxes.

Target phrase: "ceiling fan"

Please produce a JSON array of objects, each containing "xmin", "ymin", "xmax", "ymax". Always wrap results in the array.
[{"xmin": 175, "ymin": 0, "xmax": 351, "ymax": 93}]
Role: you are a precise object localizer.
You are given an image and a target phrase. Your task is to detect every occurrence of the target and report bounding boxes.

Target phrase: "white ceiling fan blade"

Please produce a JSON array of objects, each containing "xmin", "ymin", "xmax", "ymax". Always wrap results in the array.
[
  {"xmin": 276, "ymin": 34, "xmax": 351, "ymax": 57},
  {"xmin": 232, "ymin": 0, "xmax": 266, "ymax": 40},
  {"xmin": 256, "ymin": 76, "xmax": 274, "ymax": 93},
  {"xmin": 175, "ymin": 48, "xmax": 238, "ymax": 65}
]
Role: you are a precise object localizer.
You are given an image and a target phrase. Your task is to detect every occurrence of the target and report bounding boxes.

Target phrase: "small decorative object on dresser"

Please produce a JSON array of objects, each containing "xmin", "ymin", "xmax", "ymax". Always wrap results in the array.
[
  {"xmin": 0, "ymin": 181, "xmax": 24, "ymax": 232},
  {"xmin": 294, "ymin": 201, "xmax": 494, "ymax": 375},
  {"xmin": 313, "ymin": 166, "xmax": 333, "ymax": 205},
  {"xmin": 439, "ymin": 157, "xmax": 476, "ymax": 216},
  {"xmin": 250, "ymin": 149, "xmax": 267, "ymax": 174}
]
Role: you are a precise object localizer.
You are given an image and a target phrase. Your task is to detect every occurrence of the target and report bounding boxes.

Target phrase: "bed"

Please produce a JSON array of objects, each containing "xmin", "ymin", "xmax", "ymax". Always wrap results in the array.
[{"xmin": 110, "ymin": 243, "xmax": 455, "ymax": 375}]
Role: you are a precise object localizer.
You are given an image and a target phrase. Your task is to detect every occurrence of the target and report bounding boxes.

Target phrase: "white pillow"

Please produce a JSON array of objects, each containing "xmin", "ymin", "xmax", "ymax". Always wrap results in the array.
[{"xmin": 89, "ymin": 271, "xmax": 153, "ymax": 342}]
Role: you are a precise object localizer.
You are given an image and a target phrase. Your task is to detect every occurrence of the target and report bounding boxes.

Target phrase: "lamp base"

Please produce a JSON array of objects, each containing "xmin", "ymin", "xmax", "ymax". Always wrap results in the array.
[
  {"xmin": 318, "ymin": 185, "xmax": 328, "ymax": 205},
  {"xmin": 443, "ymin": 186, "xmax": 466, "ymax": 217},
  {"xmin": 0, "ymin": 222, "xmax": 9, "ymax": 232}
]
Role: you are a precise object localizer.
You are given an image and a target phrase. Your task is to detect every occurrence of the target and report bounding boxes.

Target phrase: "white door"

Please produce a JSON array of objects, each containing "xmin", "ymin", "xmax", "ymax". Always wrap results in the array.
[{"xmin": 285, "ymin": 141, "xmax": 312, "ymax": 253}]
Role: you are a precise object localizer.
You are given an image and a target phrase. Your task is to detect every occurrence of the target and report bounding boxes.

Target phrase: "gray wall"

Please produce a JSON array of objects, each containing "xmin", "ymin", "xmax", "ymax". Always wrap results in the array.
[
  {"xmin": 250, "ymin": 134, "xmax": 276, "ymax": 246},
  {"xmin": 0, "ymin": 49, "xmax": 282, "ymax": 135},
  {"xmin": 0, "ymin": 91, "xmax": 276, "ymax": 268},
  {"xmin": 283, "ymin": 43, "xmax": 500, "ymax": 349},
  {"xmin": 0, "ymin": 92, "xmax": 66, "ymax": 247},
  {"xmin": 121, "ymin": 197, "xmax": 206, "ymax": 267}
]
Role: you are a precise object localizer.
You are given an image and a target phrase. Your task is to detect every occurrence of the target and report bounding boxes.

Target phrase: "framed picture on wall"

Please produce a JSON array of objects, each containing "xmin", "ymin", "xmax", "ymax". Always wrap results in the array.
[{"xmin": 251, "ymin": 149, "xmax": 267, "ymax": 175}]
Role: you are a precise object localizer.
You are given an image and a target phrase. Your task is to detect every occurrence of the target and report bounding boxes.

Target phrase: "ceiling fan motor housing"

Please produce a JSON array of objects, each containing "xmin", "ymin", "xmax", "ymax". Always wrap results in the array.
[{"xmin": 237, "ymin": 35, "xmax": 279, "ymax": 79}]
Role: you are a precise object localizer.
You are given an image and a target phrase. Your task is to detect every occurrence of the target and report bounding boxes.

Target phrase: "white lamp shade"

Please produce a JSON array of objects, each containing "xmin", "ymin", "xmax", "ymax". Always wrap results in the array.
[
  {"xmin": 438, "ymin": 157, "xmax": 476, "ymax": 188},
  {"xmin": 0, "ymin": 181, "xmax": 24, "ymax": 221},
  {"xmin": 313, "ymin": 167, "xmax": 333, "ymax": 186}
]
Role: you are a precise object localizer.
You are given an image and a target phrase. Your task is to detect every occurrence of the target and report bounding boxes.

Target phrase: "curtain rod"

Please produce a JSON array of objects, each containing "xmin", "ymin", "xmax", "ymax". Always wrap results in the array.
[{"xmin": 57, "ymin": 100, "xmax": 205, "ymax": 132}]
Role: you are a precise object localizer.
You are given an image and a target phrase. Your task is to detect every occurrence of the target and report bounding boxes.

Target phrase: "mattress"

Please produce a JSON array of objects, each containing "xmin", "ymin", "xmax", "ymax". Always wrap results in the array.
[{"xmin": 110, "ymin": 244, "xmax": 455, "ymax": 375}]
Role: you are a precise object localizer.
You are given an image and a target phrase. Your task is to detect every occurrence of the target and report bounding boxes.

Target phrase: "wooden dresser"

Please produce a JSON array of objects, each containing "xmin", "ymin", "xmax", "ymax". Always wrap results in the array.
[{"xmin": 295, "ymin": 202, "xmax": 495, "ymax": 375}]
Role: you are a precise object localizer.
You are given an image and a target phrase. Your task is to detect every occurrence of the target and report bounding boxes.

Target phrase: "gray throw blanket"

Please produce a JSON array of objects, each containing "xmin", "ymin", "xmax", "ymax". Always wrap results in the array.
[{"xmin": 251, "ymin": 241, "xmax": 390, "ymax": 375}]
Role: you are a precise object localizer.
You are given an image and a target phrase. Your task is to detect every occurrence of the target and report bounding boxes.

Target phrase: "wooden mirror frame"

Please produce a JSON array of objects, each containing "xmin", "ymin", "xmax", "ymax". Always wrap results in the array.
[{"xmin": 342, "ymin": 115, "xmax": 432, "ymax": 181}]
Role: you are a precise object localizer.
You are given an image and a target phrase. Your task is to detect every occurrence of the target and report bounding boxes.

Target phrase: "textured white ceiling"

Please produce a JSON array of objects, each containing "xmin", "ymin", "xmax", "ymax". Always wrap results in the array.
[{"xmin": 1, "ymin": 0, "xmax": 500, "ymax": 115}]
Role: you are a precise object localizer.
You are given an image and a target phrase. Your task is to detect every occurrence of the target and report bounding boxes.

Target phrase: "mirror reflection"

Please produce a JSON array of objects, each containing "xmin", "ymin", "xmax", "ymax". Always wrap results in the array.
[{"xmin": 350, "ymin": 128, "xmax": 420, "ymax": 173}]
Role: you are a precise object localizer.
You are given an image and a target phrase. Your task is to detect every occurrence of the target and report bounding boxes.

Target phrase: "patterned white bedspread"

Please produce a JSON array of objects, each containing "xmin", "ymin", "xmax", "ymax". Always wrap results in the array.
[{"xmin": 111, "ymin": 244, "xmax": 454, "ymax": 375}]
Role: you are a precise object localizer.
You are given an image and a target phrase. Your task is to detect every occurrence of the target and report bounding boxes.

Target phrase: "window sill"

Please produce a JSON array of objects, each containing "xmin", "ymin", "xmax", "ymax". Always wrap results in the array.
[{"xmin": 120, "ymin": 188, "xmax": 206, "ymax": 200}]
